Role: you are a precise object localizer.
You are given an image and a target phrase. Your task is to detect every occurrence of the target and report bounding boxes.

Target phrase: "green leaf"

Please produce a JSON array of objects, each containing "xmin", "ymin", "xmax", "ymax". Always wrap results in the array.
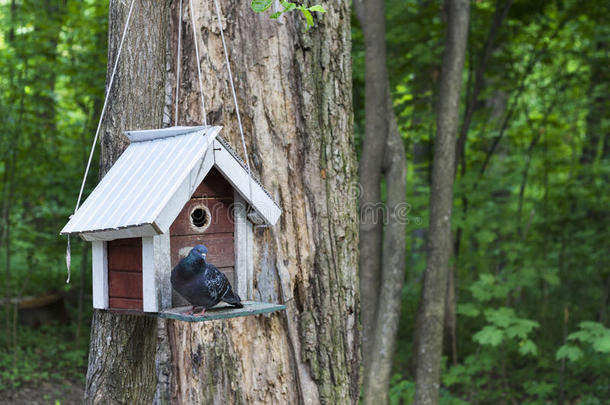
[
  {"xmin": 518, "ymin": 339, "xmax": 538, "ymax": 356},
  {"xmin": 555, "ymin": 345, "xmax": 583, "ymax": 362},
  {"xmin": 308, "ymin": 5, "xmax": 326, "ymax": 13},
  {"xmin": 473, "ymin": 326, "xmax": 504, "ymax": 347},
  {"xmin": 282, "ymin": 2, "xmax": 296, "ymax": 12},
  {"xmin": 457, "ymin": 303, "xmax": 480, "ymax": 318},
  {"xmin": 568, "ymin": 330, "xmax": 592, "ymax": 343},
  {"xmin": 505, "ymin": 319, "xmax": 539, "ymax": 339},
  {"xmin": 485, "ymin": 307, "xmax": 516, "ymax": 328},
  {"xmin": 251, "ymin": 0, "xmax": 273, "ymax": 13},
  {"xmin": 300, "ymin": 8, "xmax": 314, "ymax": 27},
  {"xmin": 270, "ymin": 11, "xmax": 282, "ymax": 19},
  {"xmin": 592, "ymin": 334, "xmax": 610, "ymax": 353}
]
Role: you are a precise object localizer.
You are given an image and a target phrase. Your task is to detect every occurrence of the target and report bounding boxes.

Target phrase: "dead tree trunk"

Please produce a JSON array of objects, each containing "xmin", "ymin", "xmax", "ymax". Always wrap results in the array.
[
  {"xmin": 84, "ymin": 1, "xmax": 359, "ymax": 404},
  {"xmin": 413, "ymin": 0, "xmax": 469, "ymax": 404}
]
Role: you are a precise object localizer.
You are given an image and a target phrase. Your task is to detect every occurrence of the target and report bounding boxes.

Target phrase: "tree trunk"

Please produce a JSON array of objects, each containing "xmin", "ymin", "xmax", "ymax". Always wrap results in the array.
[
  {"xmin": 353, "ymin": 0, "xmax": 408, "ymax": 403},
  {"xmin": 361, "ymin": 92, "xmax": 407, "ymax": 405},
  {"xmin": 413, "ymin": 0, "xmax": 469, "ymax": 404},
  {"xmin": 357, "ymin": 0, "xmax": 388, "ymax": 379},
  {"xmin": 85, "ymin": 1, "xmax": 359, "ymax": 404}
]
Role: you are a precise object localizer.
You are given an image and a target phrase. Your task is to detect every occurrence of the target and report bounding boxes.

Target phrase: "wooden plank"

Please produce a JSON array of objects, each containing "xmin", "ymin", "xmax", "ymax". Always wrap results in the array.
[
  {"xmin": 170, "ymin": 234, "xmax": 235, "ymax": 268},
  {"xmin": 158, "ymin": 301, "xmax": 285, "ymax": 322},
  {"xmin": 192, "ymin": 167, "xmax": 233, "ymax": 198},
  {"xmin": 169, "ymin": 197, "xmax": 234, "ymax": 236},
  {"xmin": 108, "ymin": 271, "xmax": 143, "ymax": 299},
  {"xmin": 108, "ymin": 237, "xmax": 143, "ymax": 247},
  {"xmin": 213, "ymin": 140, "xmax": 281, "ymax": 226},
  {"xmin": 109, "ymin": 297, "xmax": 143, "ymax": 310},
  {"xmin": 154, "ymin": 233, "xmax": 172, "ymax": 311},
  {"xmin": 142, "ymin": 236, "xmax": 156, "ymax": 312},
  {"xmin": 141, "ymin": 234, "xmax": 172, "ymax": 312},
  {"xmin": 246, "ymin": 218, "xmax": 253, "ymax": 300},
  {"xmin": 92, "ymin": 241, "xmax": 108, "ymax": 309},
  {"xmin": 107, "ymin": 238, "xmax": 142, "ymax": 272},
  {"xmin": 234, "ymin": 192, "xmax": 248, "ymax": 298}
]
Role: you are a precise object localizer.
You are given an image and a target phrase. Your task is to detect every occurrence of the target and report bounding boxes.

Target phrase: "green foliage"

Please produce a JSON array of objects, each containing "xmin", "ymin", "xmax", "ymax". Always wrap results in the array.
[
  {"xmin": 0, "ymin": 323, "xmax": 89, "ymax": 390},
  {"xmin": 0, "ymin": 0, "xmax": 105, "ymax": 393},
  {"xmin": 389, "ymin": 374, "xmax": 470, "ymax": 405},
  {"xmin": 557, "ymin": 322, "xmax": 610, "ymax": 361},
  {"xmin": 353, "ymin": 0, "xmax": 610, "ymax": 402},
  {"xmin": 251, "ymin": 0, "xmax": 326, "ymax": 30},
  {"xmin": 250, "ymin": 0, "xmax": 274, "ymax": 13},
  {"xmin": 472, "ymin": 307, "xmax": 539, "ymax": 354}
]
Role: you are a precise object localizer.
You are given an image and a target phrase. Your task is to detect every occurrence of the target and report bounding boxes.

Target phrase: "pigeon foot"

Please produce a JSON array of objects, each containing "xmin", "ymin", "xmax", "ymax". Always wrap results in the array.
[{"xmin": 192, "ymin": 308, "xmax": 206, "ymax": 316}]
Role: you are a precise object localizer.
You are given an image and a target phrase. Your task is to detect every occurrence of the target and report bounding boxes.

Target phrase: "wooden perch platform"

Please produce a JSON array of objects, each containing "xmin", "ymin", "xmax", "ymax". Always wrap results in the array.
[{"xmin": 158, "ymin": 301, "xmax": 285, "ymax": 322}]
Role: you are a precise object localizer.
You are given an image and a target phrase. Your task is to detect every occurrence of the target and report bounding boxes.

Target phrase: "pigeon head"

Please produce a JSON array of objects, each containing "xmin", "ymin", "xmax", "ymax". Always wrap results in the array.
[{"xmin": 191, "ymin": 244, "xmax": 208, "ymax": 261}]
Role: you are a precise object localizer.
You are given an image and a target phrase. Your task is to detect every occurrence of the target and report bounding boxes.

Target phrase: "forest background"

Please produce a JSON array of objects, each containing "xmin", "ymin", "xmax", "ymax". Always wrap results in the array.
[{"xmin": 0, "ymin": 0, "xmax": 608, "ymax": 403}]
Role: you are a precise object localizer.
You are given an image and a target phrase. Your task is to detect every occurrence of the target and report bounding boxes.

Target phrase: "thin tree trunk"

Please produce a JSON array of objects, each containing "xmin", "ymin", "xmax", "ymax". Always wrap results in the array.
[
  {"xmin": 414, "ymin": 1, "xmax": 469, "ymax": 404},
  {"xmin": 362, "ymin": 93, "xmax": 407, "ymax": 405},
  {"xmin": 449, "ymin": 2, "xmax": 512, "ymax": 358},
  {"xmin": 353, "ymin": 1, "xmax": 408, "ymax": 402},
  {"xmin": 444, "ymin": 262, "xmax": 457, "ymax": 365},
  {"xmin": 85, "ymin": 1, "xmax": 359, "ymax": 404},
  {"xmin": 357, "ymin": 0, "xmax": 389, "ymax": 378}
]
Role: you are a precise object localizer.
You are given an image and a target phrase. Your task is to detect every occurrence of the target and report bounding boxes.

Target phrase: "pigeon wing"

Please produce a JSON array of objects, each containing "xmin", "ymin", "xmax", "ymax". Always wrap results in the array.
[{"xmin": 203, "ymin": 264, "xmax": 230, "ymax": 305}]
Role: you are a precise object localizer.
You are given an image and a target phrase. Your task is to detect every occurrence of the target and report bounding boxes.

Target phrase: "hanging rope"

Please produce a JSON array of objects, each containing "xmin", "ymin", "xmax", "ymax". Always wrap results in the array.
[
  {"xmin": 174, "ymin": 0, "xmax": 183, "ymax": 125},
  {"xmin": 175, "ymin": 0, "xmax": 208, "ymax": 125},
  {"xmin": 190, "ymin": 0, "xmax": 207, "ymax": 125},
  {"xmin": 213, "ymin": 0, "xmax": 254, "ymax": 207},
  {"xmin": 66, "ymin": 0, "xmax": 137, "ymax": 283},
  {"xmin": 214, "ymin": 0, "xmax": 260, "ymax": 300}
]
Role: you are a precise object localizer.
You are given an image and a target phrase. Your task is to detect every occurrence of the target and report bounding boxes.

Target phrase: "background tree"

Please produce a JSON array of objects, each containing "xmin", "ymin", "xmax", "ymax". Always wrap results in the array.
[
  {"xmin": 413, "ymin": 0, "xmax": 469, "ymax": 403},
  {"xmin": 351, "ymin": 0, "xmax": 609, "ymax": 403},
  {"xmin": 84, "ymin": 0, "xmax": 359, "ymax": 403},
  {"xmin": 352, "ymin": 0, "xmax": 407, "ymax": 404}
]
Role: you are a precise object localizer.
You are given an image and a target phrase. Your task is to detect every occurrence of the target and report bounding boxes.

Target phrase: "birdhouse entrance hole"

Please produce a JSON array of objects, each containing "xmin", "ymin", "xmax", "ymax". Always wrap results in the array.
[
  {"xmin": 190, "ymin": 206, "xmax": 209, "ymax": 228},
  {"xmin": 170, "ymin": 168, "xmax": 236, "ymax": 308}
]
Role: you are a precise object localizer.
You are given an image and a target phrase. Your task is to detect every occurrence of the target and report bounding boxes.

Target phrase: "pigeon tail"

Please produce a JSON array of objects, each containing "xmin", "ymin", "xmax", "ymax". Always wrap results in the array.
[{"xmin": 222, "ymin": 288, "xmax": 243, "ymax": 308}]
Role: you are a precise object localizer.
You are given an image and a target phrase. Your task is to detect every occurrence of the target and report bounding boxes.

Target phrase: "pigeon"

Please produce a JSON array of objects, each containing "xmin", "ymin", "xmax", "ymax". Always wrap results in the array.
[{"xmin": 170, "ymin": 244, "xmax": 243, "ymax": 316}]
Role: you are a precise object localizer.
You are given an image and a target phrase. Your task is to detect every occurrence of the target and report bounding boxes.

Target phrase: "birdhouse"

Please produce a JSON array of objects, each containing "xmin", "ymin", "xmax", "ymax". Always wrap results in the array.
[{"xmin": 61, "ymin": 126, "xmax": 283, "ymax": 319}]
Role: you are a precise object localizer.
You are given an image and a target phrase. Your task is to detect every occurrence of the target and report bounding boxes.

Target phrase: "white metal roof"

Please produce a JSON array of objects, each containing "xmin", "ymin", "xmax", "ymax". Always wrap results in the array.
[{"xmin": 61, "ymin": 126, "xmax": 281, "ymax": 241}]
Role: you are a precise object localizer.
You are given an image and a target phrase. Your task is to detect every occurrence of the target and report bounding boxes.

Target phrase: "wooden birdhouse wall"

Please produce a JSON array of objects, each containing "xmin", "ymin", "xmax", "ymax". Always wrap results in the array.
[
  {"xmin": 107, "ymin": 238, "xmax": 143, "ymax": 310},
  {"xmin": 169, "ymin": 167, "xmax": 236, "ymax": 306}
]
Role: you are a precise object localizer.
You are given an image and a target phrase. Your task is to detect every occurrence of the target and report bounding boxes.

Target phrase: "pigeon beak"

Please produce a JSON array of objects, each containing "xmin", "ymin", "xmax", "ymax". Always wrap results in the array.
[{"xmin": 202, "ymin": 253, "xmax": 206, "ymax": 259}]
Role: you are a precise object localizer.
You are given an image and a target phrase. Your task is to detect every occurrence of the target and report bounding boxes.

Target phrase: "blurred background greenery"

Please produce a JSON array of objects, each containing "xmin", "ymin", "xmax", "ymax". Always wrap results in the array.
[
  {"xmin": 0, "ymin": 0, "xmax": 107, "ymax": 394},
  {"xmin": 355, "ymin": 0, "xmax": 609, "ymax": 403},
  {"xmin": 0, "ymin": 0, "xmax": 608, "ymax": 403}
]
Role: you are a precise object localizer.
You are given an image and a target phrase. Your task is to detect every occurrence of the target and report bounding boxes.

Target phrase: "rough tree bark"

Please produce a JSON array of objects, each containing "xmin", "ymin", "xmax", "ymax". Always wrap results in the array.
[
  {"xmin": 413, "ymin": 0, "xmax": 469, "ymax": 404},
  {"xmin": 353, "ymin": 0, "xmax": 407, "ymax": 403},
  {"xmin": 85, "ymin": 1, "xmax": 359, "ymax": 404}
]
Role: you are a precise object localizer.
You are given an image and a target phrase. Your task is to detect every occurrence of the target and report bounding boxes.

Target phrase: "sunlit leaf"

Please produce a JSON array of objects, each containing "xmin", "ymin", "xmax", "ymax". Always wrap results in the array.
[
  {"xmin": 473, "ymin": 326, "xmax": 504, "ymax": 347},
  {"xmin": 251, "ymin": 0, "xmax": 273, "ymax": 13},
  {"xmin": 308, "ymin": 5, "xmax": 326, "ymax": 13},
  {"xmin": 556, "ymin": 345, "xmax": 583, "ymax": 362}
]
